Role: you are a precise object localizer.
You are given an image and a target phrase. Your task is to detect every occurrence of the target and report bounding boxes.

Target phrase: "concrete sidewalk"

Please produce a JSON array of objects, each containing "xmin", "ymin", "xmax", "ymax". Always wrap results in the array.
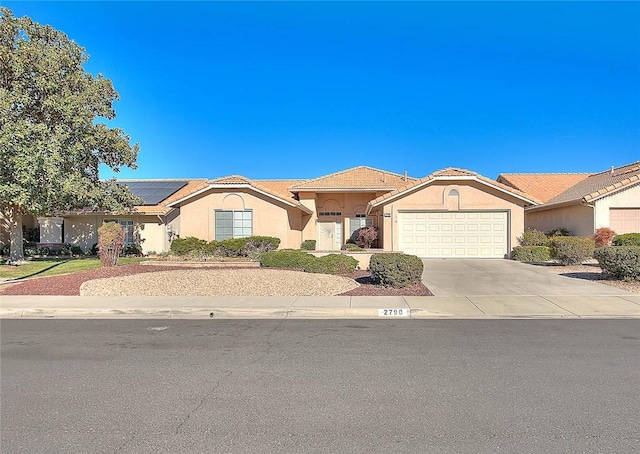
[{"xmin": 2, "ymin": 294, "xmax": 640, "ymax": 319}]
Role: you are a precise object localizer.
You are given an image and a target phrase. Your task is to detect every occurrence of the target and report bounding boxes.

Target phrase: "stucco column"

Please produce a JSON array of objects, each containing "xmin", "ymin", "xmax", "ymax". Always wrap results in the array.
[{"xmin": 37, "ymin": 217, "xmax": 64, "ymax": 243}]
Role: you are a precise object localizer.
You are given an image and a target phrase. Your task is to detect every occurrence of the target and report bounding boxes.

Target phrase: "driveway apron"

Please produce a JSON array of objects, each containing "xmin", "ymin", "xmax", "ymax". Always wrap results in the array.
[{"xmin": 421, "ymin": 259, "xmax": 633, "ymax": 297}]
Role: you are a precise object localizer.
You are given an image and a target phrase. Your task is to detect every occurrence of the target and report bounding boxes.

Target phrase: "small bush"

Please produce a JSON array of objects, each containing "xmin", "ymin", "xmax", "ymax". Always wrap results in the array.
[
  {"xmin": 511, "ymin": 246, "xmax": 551, "ymax": 262},
  {"xmin": 341, "ymin": 243, "xmax": 364, "ymax": 251},
  {"xmin": 170, "ymin": 237, "xmax": 207, "ymax": 256},
  {"xmin": 98, "ymin": 222, "xmax": 125, "ymax": 267},
  {"xmin": 356, "ymin": 226, "xmax": 378, "ymax": 248},
  {"xmin": 612, "ymin": 233, "xmax": 640, "ymax": 247},
  {"xmin": 122, "ymin": 243, "xmax": 143, "ymax": 256},
  {"xmin": 69, "ymin": 245, "xmax": 84, "ymax": 256},
  {"xmin": 593, "ymin": 246, "xmax": 640, "ymax": 281},
  {"xmin": 369, "ymin": 253, "xmax": 423, "ymax": 288},
  {"xmin": 593, "ymin": 227, "xmax": 616, "ymax": 248},
  {"xmin": 259, "ymin": 250, "xmax": 316, "ymax": 270},
  {"xmin": 546, "ymin": 227, "xmax": 570, "ymax": 237},
  {"xmin": 517, "ymin": 229, "xmax": 548, "ymax": 246},
  {"xmin": 548, "ymin": 236, "xmax": 595, "ymax": 265},
  {"xmin": 90, "ymin": 243, "xmax": 99, "ymax": 255},
  {"xmin": 301, "ymin": 240, "xmax": 316, "ymax": 251},
  {"xmin": 242, "ymin": 236, "xmax": 280, "ymax": 256},
  {"xmin": 303, "ymin": 254, "xmax": 358, "ymax": 275}
]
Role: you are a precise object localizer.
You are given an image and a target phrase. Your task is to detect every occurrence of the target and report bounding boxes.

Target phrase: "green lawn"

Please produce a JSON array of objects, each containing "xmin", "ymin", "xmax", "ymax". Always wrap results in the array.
[{"xmin": 0, "ymin": 257, "xmax": 149, "ymax": 280}]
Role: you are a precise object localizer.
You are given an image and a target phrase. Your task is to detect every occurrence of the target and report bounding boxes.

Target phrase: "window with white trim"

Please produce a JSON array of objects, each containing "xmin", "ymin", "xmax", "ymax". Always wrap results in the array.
[
  {"xmin": 349, "ymin": 214, "xmax": 373, "ymax": 239},
  {"xmin": 215, "ymin": 210, "xmax": 253, "ymax": 241},
  {"xmin": 105, "ymin": 219, "xmax": 135, "ymax": 244}
]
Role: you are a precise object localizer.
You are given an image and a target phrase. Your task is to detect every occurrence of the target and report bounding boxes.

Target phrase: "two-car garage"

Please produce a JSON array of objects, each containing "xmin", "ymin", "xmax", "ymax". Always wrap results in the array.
[
  {"xmin": 398, "ymin": 211, "xmax": 509, "ymax": 258},
  {"xmin": 367, "ymin": 168, "xmax": 535, "ymax": 259}
]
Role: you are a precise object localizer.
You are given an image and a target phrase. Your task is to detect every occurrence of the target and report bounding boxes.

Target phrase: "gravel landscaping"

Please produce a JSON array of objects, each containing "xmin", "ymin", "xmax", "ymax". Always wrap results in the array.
[{"xmin": 80, "ymin": 268, "xmax": 358, "ymax": 296}]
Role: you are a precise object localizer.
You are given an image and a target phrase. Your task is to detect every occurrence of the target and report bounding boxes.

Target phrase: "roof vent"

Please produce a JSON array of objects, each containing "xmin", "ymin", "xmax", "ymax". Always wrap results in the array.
[
  {"xmin": 610, "ymin": 166, "xmax": 614, "ymax": 175},
  {"xmin": 403, "ymin": 170, "xmax": 408, "ymax": 181}
]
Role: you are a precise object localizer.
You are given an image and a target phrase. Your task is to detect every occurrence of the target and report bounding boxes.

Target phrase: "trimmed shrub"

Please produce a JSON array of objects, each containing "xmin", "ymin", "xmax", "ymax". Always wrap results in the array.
[
  {"xmin": 369, "ymin": 253, "xmax": 423, "ymax": 288},
  {"xmin": 259, "ymin": 249, "xmax": 316, "ymax": 270},
  {"xmin": 593, "ymin": 227, "xmax": 616, "ymax": 248},
  {"xmin": 546, "ymin": 227, "xmax": 570, "ymax": 237},
  {"xmin": 511, "ymin": 246, "xmax": 551, "ymax": 262},
  {"xmin": 612, "ymin": 233, "xmax": 640, "ymax": 247},
  {"xmin": 341, "ymin": 243, "xmax": 364, "ymax": 251},
  {"xmin": 548, "ymin": 236, "xmax": 595, "ymax": 265},
  {"xmin": 242, "ymin": 236, "xmax": 280, "ymax": 256},
  {"xmin": 303, "ymin": 254, "xmax": 358, "ymax": 275},
  {"xmin": 593, "ymin": 246, "xmax": 640, "ymax": 281},
  {"xmin": 170, "ymin": 237, "xmax": 207, "ymax": 256},
  {"xmin": 517, "ymin": 228, "xmax": 548, "ymax": 246},
  {"xmin": 301, "ymin": 239, "xmax": 316, "ymax": 251}
]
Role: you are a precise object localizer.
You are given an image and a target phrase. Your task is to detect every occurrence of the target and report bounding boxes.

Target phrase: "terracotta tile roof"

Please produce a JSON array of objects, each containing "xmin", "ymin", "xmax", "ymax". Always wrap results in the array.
[
  {"xmin": 254, "ymin": 180, "xmax": 305, "ymax": 202},
  {"xmin": 368, "ymin": 167, "xmax": 540, "ymax": 208},
  {"xmin": 497, "ymin": 173, "xmax": 590, "ymax": 203},
  {"xmin": 530, "ymin": 162, "xmax": 640, "ymax": 210},
  {"xmin": 209, "ymin": 175, "xmax": 253, "ymax": 185},
  {"xmin": 290, "ymin": 166, "xmax": 416, "ymax": 191},
  {"xmin": 160, "ymin": 180, "xmax": 209, "ymax": 206}
]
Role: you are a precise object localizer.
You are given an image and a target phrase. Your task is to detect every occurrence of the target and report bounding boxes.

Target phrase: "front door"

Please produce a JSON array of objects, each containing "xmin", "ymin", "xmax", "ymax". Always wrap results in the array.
[{"xmin": 317, "ymin": 221, "xmax": 342, "ymax": 250}]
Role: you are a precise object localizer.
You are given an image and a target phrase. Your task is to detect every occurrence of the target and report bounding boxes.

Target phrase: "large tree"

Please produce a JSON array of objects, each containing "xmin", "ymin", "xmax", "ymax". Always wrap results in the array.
[{"xmin": 0, "ymin": 8, "xmax": 141, "ymax": 263}]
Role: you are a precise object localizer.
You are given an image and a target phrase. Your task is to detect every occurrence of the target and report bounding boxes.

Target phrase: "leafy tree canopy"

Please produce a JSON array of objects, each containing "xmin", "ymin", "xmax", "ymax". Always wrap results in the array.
[{"xmin": 0, "ymin": 8, "xmax": 141, "ymax": 262}]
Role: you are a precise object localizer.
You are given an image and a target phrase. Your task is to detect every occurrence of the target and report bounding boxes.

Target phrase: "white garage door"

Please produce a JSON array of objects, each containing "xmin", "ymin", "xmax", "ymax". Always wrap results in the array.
[
  {"xmin": 610, "ymin": 208, "xmax": 640, "ymax": 234},
  {"xmin": 399, "ymin": 211, "xmax": 508, "ymax": 258}
]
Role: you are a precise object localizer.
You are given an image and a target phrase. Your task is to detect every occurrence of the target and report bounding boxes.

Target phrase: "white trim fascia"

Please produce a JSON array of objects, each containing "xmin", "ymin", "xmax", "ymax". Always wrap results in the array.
[
  {"xmin": 525, "ymin": 199, "xmax": 582, "ymax": 212},
  {"xmin": 290, "ymin": 187, "xmax": 399, "ymax": 192},
  {"xmin": 585, "ymin": 180, "xmax": 640, "ymax": 203},
  {"xmin": 368, "ymin": 176, "xmax": 537, "ymax": 208}
]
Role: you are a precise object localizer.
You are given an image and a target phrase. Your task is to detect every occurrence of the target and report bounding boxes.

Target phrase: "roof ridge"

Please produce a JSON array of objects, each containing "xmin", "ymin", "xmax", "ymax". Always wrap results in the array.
[
  {"xmin": 590, "ymin": 161, "xmax": 640, "ymax": 177},
  {"xmin": 498, "ymin": 172, "xmax": 591, "ymax": 176},
  {"xmin": 290, "ymin": 165, "xmax": 412, "ymax": 187}
]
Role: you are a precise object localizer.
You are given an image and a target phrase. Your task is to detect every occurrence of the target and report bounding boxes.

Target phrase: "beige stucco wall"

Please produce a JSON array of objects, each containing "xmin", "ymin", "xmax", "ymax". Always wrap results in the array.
[
  {"xmin": 525, "ymin": 204, "xmax": 594, "ymax": 237},
  {"xmin": 376, "ymin": 181, "xmax": 527, "ymax": 254},
  {"xmin": 594, "ymin": 184, "xmax": 640, "ymax": 230},
  {"xmin": 175, "ymin": 189, "xmax": 303, "ymax": 249},
  {"xmin": 63, "ymin": 214, "xmax": 167, "ymax": 254}
]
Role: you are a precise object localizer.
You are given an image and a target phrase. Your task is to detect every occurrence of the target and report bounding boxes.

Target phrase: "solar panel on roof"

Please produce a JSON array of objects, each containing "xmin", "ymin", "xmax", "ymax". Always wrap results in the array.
[{"xmin": 117, "ymin": 181, "xmax": 189, "ymax": 205}]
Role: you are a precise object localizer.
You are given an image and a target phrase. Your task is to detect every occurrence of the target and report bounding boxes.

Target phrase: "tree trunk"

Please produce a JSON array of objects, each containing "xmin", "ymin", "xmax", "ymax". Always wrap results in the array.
[{"xmin": 7, "ymin": 206, "xmax": 25, "ymax": 264}]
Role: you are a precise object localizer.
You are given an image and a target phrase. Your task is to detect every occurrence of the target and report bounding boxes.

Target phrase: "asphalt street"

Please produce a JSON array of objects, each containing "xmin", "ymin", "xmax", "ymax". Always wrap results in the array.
[{"xmin": 1, "ymin": 319, "xmax": 639, "ymax": 453}]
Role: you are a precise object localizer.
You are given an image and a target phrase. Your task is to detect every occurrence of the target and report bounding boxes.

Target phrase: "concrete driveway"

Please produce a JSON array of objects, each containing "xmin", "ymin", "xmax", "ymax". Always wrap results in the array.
[{"xmin": 422, "ymin": 259, "xmax": 633, "ymax": 297}]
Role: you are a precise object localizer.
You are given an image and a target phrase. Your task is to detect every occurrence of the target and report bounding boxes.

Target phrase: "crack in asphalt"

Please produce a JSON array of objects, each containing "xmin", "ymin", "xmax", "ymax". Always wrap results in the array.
[{"xmin": 173, "ymin": 320, "xmax": 286, "ymax": 435}]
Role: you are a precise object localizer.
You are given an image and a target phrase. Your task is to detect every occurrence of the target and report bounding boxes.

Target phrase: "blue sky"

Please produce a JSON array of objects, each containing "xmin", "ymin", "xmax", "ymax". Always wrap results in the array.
[{"xmin": 4, "ymin": 1, "xmax": 640, "ymax": 180}]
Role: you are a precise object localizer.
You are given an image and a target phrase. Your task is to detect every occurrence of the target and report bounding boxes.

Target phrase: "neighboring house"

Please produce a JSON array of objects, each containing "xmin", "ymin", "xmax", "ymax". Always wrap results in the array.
[
  {"xmin": 501, "ymin": 162, "xmax": 640, "ymax": 236},
  {"xmin": 497, "ymin": 173, "xmax": 590, "ymax": 203},
  {"xmin": 27, "ymin": 165, "xmax": 540, "ymax": 258}
]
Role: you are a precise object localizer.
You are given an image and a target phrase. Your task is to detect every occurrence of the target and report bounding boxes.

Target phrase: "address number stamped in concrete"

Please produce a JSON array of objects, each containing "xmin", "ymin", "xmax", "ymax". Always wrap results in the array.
[{"xmin": 378, "ymin": 308, "xmax": 410, "ymax": 317}]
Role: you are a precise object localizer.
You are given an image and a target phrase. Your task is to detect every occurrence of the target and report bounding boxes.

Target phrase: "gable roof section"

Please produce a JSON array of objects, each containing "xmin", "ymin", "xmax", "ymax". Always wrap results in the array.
[
  {"xmin": 289, "ymin": 166, "xmax": 417, "ymax": 191},
  {"xmin": 497, "ymin": 173, "xmax": 590, "ymax": 203},
  {"xmin": 528, "ymin": 162, "xmax": 640, "ymax": 211},
  {"xmin": 367, "ymin": 167, "xmax": 540, "ymax": 212},
  {"xmin": 166, "ymin": 175, "xmax": 312, "ymax": 214}
]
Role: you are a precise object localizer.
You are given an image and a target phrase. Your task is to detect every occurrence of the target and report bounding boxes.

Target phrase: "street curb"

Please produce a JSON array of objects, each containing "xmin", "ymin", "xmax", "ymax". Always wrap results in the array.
[{"xmin": 2, "ymin": 307, "xmax": 640, "ymax": 319}]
